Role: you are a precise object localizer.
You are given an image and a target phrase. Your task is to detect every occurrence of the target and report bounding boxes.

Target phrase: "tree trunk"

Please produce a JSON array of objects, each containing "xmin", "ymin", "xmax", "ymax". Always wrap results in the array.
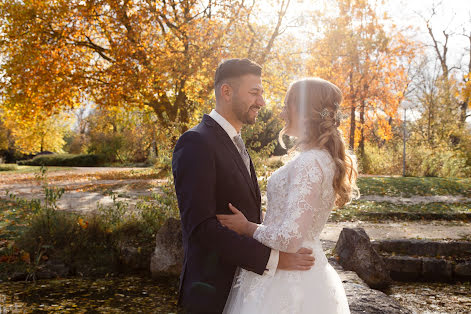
[
  {"xmin": 358, "ymin": 100, "xmax": 366, "ymax": 157},
  {"xmin": 349, "ymin": 105, "xmax": 356, "ymax": 150},
  {"xmin": 459, "ymin": 100, "xmax": 468, "ymax": 126}
]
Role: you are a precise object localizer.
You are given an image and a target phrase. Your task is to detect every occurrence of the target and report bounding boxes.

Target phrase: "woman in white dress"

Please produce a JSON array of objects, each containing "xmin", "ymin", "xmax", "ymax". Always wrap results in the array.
[{"xmin": 217, "ymin": 77, "xmax": 359, "ymax": 314}]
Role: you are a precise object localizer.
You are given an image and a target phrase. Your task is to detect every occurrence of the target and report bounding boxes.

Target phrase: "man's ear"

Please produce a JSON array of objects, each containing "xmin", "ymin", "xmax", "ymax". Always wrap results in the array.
[{"xmin": 221, "ymin": 83, "xmax": 233, "ymax": 101}]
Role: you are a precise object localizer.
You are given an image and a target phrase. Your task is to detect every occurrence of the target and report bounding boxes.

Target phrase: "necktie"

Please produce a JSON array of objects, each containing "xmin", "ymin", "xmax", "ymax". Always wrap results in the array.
[{"xmin": 233, "ymin": 134, "xmax": 251, "ymax": 176}]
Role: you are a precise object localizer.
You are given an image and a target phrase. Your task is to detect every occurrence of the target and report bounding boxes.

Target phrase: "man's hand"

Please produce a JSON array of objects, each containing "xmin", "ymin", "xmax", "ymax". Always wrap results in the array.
[
  {"xmin": 277, "ymin": 247, "xmax": 315, "ymax": 271},
  {"xmin": 217, "ymin": 203, "xmax": 257, "ymax": 236}
]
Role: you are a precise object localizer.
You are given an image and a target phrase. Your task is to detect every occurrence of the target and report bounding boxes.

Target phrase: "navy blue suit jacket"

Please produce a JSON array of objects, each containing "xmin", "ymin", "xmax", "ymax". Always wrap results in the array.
[{"xmin": 172, "ymin": 114, "xmax": 271, "ymax": 313}]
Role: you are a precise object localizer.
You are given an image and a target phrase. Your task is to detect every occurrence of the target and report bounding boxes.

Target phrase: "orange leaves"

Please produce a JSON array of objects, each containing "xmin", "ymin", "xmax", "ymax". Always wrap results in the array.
[
  {"xmin": 77, "ymin": 217, "xmax": 89, "ymax": 229},
  {"xmin": 458, "ymin": 72, "xmax": 471, "ymax": 103},
  {"xmin": 0, "ymin": 239, "xmax": 30, "ymax": 264},
  {"xmin": 21, "ymin": 251, "xmax": 31, "ymax": 264},
  {"xmin": 306, "ymin": 0, "xmax": 417, "ymax": 149}
]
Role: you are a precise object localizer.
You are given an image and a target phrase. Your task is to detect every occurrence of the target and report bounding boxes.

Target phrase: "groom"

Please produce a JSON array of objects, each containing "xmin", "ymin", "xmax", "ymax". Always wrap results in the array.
[{"xmin": 172, "ymin": 58, "xmax": 314, "ymax": 313}]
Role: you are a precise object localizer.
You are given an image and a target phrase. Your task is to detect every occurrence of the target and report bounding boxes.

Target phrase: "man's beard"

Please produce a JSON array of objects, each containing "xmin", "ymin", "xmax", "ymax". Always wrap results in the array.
[{"xmin": 233, "ymin": 94, "xmax": 257, "ymax": 125}]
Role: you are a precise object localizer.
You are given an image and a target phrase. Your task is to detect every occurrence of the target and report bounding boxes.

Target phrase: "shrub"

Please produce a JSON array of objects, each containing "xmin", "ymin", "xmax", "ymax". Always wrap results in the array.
[
  {"xmin": 136, "ymin": 178, "xmax": 180, "ymax": 236},
  {"xmin": 18, "ymin": 154, "xmax": 103, "ymax": 167},
  {"xmin": 359, "ymin": 140, "xmax": 471, "ymax": 178},
  {"xmin": 87, "ymin": 132, "xmax": 124, "ymax": 163},
  {"xmin": 6, "ymin": 167, "xmax": 180, "ymax": 279}
]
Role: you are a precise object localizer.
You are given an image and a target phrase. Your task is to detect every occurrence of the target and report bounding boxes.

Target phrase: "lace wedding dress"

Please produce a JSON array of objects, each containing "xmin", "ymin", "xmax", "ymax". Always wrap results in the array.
[{"xmin": 223, "ymin": 149, "xmax": 350, "ymax": 314}]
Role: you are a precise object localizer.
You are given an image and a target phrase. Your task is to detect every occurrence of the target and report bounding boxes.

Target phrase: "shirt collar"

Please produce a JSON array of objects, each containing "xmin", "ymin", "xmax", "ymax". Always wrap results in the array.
[{"xmin": 209, "ymin": 109, "xmax": 239, "ymax": 139}]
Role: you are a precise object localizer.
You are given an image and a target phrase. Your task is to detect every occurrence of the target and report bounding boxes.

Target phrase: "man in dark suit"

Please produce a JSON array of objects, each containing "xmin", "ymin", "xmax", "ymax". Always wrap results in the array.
[{"xmin": 172, "ymin": 58, "xmax": 314, "ymax": 313}]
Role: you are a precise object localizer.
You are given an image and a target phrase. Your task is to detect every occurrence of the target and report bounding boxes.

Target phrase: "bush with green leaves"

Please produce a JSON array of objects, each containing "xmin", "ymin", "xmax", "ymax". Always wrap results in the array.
[
  {"xmin": 135, "ymin": 178, "xmax": 180, "ymax": 236},
  {"xmin": 18, "ymin": 153, "xmax": 102, "ymax": 167}
]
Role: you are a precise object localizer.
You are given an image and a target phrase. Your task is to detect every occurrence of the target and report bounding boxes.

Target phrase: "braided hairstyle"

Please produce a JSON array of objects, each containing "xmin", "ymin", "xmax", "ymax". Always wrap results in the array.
[{"xmin": 280, "ymin": 78, "xmax": 359, "ymax": 207}]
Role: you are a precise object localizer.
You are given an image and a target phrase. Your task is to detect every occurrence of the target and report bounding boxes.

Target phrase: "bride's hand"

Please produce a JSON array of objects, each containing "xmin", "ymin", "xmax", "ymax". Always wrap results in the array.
[{"xmin": 217, "ymin": 203, "xmax": 250, "ymax": 236}]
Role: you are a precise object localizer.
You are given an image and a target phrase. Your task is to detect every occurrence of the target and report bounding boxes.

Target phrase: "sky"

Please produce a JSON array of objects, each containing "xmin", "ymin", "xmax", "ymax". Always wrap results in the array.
[
  {"xmin": 384, "ymin": 0, "xmax": 470, "ymax": 67},
  {"xmin": 278, "ymin": 0, "xmax": 471, "ymax": 68}
]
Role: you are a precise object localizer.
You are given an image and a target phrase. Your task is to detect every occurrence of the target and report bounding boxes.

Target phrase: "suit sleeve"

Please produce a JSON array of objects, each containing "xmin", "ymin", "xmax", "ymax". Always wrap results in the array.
[{"xmin": 172, "ymin": 131, "xmax": 271, "ymax": 275}]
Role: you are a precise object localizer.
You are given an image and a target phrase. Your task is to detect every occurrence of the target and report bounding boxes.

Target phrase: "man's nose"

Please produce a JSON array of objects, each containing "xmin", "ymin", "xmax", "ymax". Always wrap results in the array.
[{"xmin": 257, "ymin": 96, "xmax": 266, "ymax": 107}]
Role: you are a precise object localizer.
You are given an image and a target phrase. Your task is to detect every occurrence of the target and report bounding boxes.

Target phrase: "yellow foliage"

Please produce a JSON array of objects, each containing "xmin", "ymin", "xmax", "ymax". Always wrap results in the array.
[{"xmin": 3, "ymin": 112, "xmax": 72, "ymax": 154}]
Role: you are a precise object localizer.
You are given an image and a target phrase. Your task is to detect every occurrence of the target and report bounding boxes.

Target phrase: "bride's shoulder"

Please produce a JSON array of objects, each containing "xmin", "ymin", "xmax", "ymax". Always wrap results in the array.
[
  {"xmin": 296, "ymin": 148, "xmax": 332, "ymax": 164},
  {"xmin": 281, "ymin": 148, "xmax": 333, "ymax": 170}
]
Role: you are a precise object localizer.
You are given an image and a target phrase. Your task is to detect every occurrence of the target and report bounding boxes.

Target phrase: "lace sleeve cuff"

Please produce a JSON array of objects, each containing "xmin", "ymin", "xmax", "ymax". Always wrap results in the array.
[{"xmin": 253, "ymin": 224, "xmax": 267, "ymax": 244}]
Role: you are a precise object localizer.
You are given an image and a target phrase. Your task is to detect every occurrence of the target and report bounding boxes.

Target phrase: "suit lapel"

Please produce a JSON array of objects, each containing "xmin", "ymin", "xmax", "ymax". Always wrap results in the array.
[
  {"xmin": 249, "ymin": 158, "xmax": 260, "ymax": 200},
  {"xmin": 203, "ymin": 115, "xmax": 258, "ymax": 203},
  {"xmin": 249, "ymin": 158, "xmax": 263, "ymax": 223}
]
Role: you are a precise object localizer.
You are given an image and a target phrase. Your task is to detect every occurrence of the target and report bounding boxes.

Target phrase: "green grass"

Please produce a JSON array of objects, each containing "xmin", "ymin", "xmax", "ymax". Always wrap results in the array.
[
  {"xmin": 0, "ymin": 198, "xmax": 34, "ymax": 240},
  {"xmin": 0, "ymin": 164, "xmax": 18, "ymax": 171},
  {"xmin": 330, "ymin": 200, "xmax": 471, "ymax": 222},
  {"xmin": 358, "ymin": 177, "xmax": 471, "ymax": 197},
  {"xmin": 0, "ymin": 165, "xmax": 75, "ymax": 174}
]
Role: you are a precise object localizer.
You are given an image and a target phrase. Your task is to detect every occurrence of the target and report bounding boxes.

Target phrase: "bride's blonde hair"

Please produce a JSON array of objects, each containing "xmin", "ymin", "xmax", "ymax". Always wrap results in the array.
[{"xmin": 280, "ymin": 78, "xmax": 359, "ymax": 207}]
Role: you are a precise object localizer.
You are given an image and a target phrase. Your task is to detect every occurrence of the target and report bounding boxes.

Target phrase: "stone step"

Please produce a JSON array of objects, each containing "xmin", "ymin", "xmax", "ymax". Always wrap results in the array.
[
  {"xmin": 354, "ymin": 212, "xmax": 471, "ymax": 221},
  {"xmin": 383, "ymin": 255, "xmax": 471, "ymax": 282},
  {"xmin": 372, "ymin": 239, "xmax": 471, "ymax": 258}
]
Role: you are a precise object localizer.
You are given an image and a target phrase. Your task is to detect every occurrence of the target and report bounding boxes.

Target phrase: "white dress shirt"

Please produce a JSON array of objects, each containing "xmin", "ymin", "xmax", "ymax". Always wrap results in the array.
[{"xmin": 209, "ymin": 109, "xmax": 279, "ymax": 276}]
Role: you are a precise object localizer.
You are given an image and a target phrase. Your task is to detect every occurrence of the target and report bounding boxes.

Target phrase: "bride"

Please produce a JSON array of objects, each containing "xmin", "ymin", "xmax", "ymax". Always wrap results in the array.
[{"xmin": 217, "ymin": 78, "xmax": 359, "ymax": 313}]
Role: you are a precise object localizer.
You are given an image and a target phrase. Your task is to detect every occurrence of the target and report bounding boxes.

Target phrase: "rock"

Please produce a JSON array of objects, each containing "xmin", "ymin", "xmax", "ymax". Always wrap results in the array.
[
  {"xmin": 411, "ymin": 240, "xmax": 440, "ymax": 256},
  {"xmin": 150, "ymin": 218, "xmax": 184, "ymax": 277},
  {"xmin": 422, "ymin": 257, "xmax": 453, "ymax": 282},
  {"xmin": 345, "ymin": 282, "xmax": 412, "ymax": 314},
  {"xmin": 35, "ymin": 268, "xmax": 57, "ymax": 280},
  {"xmin": 329, "ymin": 258, "xmax": 411, "ymax": 314},
  {"xmin": 35, "ymin": 260, "xmax": 70, "ymax": 280},
  {"xmin": 119, "ymin": 244, "xmax": 149, "ymax": 272},
  {"xmin": 375, "ymin": 239, "xmax": 471, "ymax": 258},
  {"xmin": 454, "ymin": 262, "xmax": 471, "ymax": 279},
  {"xmin": 334, "ymin": 227, "xmax": 392, "ymax": 289},
  {"xmin": 384, "ymin": 256, "xmax": 422, "ymax": 281},
  {"xmin": 45, "ymin": 260, "xmax": 69, "ymax": 277},
  {"xmin": 374, "ymin": 239, "xmax": 414, "ymax": 255},
  {"xmin": 9, "ymin": 272, "xmax": 27, "ymax": 281},
  {"xmin": 437, "ymin": 241, "xmax": 471, "ymax": 258}
]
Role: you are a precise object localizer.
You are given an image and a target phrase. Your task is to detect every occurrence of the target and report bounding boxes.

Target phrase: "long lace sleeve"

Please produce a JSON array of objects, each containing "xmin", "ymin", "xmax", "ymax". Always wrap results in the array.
[{"xmin": 253, "ymin": 154, "xmax": 324, "ymax": 253}]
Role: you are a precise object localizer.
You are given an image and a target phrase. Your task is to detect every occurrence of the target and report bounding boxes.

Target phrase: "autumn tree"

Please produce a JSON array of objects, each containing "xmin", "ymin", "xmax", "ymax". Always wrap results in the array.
[
  {"xmin": 457, "ymin": 32, "xmax": 471, "ymax": 125},
  {"xmin": 3, "ymin": 112, "xmax": 72, "ymax": 154},
  {"xmin": 306, "ymin": 0, "xmax": 416, "ymax": 164},
  {"xmin": 0, "ymin": 0, "xmax": 292, "ymax": 134}
]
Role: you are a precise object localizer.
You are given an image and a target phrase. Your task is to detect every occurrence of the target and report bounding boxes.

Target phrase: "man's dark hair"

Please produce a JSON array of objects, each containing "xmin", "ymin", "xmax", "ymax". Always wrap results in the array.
[{"xmin": 214, "ymin": 58, "xmax": 262, "ymax": 99}]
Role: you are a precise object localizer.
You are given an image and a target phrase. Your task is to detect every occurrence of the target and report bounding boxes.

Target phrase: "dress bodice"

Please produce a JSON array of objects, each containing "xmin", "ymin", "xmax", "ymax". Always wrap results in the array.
[{"xmin": 253, "ymin": 149, "xmax": 336, "ymax": 252}]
